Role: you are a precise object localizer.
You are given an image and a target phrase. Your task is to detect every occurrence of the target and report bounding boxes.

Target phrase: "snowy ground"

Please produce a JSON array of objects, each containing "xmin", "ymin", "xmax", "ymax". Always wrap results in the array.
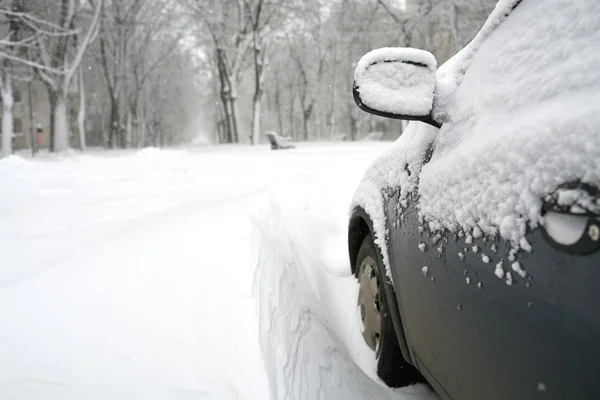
[{"xmin": 0, "ymin": 143, "xmax": 437, "ymax": 400}]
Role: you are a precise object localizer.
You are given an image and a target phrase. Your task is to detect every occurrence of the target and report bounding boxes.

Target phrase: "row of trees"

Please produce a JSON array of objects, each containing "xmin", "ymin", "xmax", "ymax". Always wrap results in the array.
[
  {"xmin": 0, "ymin": 0, "xmax": 101, "ymax": 156},
  {"xmin": 184, "ymin": 0, "xmax": 496, "ymax": 144},
  {"xmin": 0, "ymin": 0, "xmax": 204, "ymax": 156},
  {"xmin": 0, "ymin": 0, "xmax": 496, "ymax": 156}
]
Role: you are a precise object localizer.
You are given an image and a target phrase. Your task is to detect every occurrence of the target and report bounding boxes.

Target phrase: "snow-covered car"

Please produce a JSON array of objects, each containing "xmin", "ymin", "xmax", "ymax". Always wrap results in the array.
[{"xmin": 348, "ymin": 0, "xmax": 600, "ymax": 399}]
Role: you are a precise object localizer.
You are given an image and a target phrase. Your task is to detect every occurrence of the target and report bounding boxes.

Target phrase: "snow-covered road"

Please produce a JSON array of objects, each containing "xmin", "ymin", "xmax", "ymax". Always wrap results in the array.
[{"xmin": 0, "ymin": 144, "xmax": 437, "ymax": 400}]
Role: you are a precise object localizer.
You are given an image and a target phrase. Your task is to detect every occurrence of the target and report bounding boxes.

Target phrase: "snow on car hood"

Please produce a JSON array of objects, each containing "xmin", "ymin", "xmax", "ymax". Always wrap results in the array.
[{"xmin": 351, "ymin": 0, "xmax": 600, "ymax": 280}]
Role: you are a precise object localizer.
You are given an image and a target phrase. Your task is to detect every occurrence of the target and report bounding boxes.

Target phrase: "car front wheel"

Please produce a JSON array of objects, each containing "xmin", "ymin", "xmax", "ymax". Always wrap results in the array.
[{"xmin": 356, "ymin": 234, "xmax": 424, "ymax": 387}]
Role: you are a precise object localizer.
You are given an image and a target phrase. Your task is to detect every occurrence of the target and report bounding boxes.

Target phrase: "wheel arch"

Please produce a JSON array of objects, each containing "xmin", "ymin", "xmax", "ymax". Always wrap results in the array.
[
  {"xmin": 348, "ymin": 209, "xmax": 372, "ymax": 276},
  {"xmin": 348, "ymin": 206, "xmax": 416, "ymax": 368}
]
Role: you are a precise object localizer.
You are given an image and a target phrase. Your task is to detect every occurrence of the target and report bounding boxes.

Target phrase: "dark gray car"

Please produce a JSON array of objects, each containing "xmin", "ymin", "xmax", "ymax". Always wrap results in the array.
[{"xmin": 347, "ymin": 0, "xmax": 600, "ymax": 399}]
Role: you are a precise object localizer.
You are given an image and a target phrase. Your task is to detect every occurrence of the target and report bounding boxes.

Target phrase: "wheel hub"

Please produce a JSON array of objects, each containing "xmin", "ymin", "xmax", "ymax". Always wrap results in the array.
[{"xmin": 357, "ymin": 256, "xmax": 382, "ymax": 355}]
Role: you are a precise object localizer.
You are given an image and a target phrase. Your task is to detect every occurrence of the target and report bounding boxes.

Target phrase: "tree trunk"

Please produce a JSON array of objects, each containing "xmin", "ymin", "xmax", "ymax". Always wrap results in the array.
[
  {"xmin": 222, "ymin": 97, "xmax": 234, "ymax": 143},
  {"xmin": 125, "ymin": 110, "xmax": 132, "ymax": 148},
  {"xmin": 139, "ymin": 113, "xmax": 146, "ymax": 147},
  {"xmin": 216, "ymin": 48, "xmax": 236, "ymax": 144},
  {"xmin": 302, "ymin": 112, "xmax": 309, "ymax": 141},
  {"xmin": 53, "ymin": 91, "xmax": 69, "ymax": 152},
  {"xmin": 221, "ymin": 96, "xmax": 232, "ymax": 143},
  {"xmin": 251, "ymin": 92, "xmax": 262, "ymax": 145},
  {"xmin": 302, "ymin": 105, "xmax": 313, "ymax": 141},
  {"xmin": 108, "ymin": 96, "xmax": 119, "ymax": 148},
  {"xmin": 327, "ymin": 44, "xmax": 339, "ymax": 139},
  {"xmin": 288, "ymin": 95, "xmax": 295, "ymax": 140},
  {"xmin": 349, "ymin": 110, "xmax": 358, "ymax": 141},
  {"xmin": 250, "ymin": 33, "xmax": 265, "ymax": 145},
  {"xmin": 28, "ymin": 80, "xmax": 36, "ymax": 156},
  {"xmin": 1, "ymin": 72, "xmax": 14, "ymax": 158},
  {"xmin": 229, "ymin": 80, "xmax": 240, "ymax": 143},
  {"xmin": 274, "ymin": 77, "xmax": 284, "ymax": 137},
  {"xmin": 77, "ymin": 67, "xmax": 86, "ymax": 151},
  {"xmin": 129, "ymin": 104, "xmax": 138, "ymax": 148},
  {"xmin": 47, "ymin": 86, "xmax": 56, "ymax": 151}
]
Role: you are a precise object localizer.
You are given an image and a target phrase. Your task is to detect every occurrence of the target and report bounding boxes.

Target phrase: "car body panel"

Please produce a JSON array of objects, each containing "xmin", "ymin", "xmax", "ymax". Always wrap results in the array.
[{"xmin": 385, "ymin": 190, "xmax": 600, "ymax": 400}]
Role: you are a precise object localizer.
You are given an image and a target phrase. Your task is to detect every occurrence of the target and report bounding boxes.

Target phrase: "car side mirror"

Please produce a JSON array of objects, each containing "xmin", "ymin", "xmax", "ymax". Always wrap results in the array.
[{"xmin": 353, "ymin": 47, "xmax": 440, "ymax": 128}]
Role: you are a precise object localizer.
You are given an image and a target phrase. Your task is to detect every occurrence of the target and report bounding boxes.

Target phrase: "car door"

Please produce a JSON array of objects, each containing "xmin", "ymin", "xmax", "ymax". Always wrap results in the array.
[{"xmin": 387, "ymin": 0, "xmax": 600, "ymax": 399}]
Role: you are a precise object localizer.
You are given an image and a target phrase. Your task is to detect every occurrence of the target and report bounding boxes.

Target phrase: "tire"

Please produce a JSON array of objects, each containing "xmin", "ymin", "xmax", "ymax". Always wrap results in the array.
[{"xmin": 355, "ymin": 234, "xmax": 425, "ymax": 387}]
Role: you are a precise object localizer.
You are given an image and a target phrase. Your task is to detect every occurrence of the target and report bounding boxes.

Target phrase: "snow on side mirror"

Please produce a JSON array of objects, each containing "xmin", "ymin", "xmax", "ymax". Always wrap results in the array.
[{"xmin": 353, "ymin": 47, "xmax": 440, "ymax": 128}]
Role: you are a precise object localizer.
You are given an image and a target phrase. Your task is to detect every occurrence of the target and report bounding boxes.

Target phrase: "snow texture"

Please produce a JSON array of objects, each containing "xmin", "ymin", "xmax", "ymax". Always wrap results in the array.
[
  {"xmin": 511, "ymin": 261, "xmax": 527, "ymax": 278},
  {"xmin": 554, "ymin": 189, "xmax": 600, "ymax": 214},
  {"xmin": 355, "ymin": 47, "xmax": 436, "ymax": 116},
  {"xmin": 351, "ymin": 0, "xmax": 600, "ymax": 283},
  {"xmin": 505, "ymin": 272, "xmax": 514, "ymax": 286},
  {"xmin": 0, "ymin": 144, "xmax": 438, "ymax": 400},
  {"xmin": 495, "ymin": 262, "xmax": 505, "ymax": 279},
  {"xmin": 351, "ymin": 123, "xmax": 438, "ymax": 281},
  {"xmin": 419, "ymin": 0, "xmax": 600, "ymax": 249}
]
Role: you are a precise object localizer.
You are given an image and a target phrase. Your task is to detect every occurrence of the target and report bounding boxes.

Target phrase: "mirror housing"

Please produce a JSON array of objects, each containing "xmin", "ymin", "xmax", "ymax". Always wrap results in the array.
[{"xmin": 353, "ymin": 47, "xmax": 440, "ymax": 128}]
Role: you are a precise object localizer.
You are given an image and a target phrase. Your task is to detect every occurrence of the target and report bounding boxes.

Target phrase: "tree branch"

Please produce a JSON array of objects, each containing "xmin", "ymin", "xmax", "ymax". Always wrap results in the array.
[{"xmin": 0, "ymin": 50, "xmax": 67, "ymax": 74}]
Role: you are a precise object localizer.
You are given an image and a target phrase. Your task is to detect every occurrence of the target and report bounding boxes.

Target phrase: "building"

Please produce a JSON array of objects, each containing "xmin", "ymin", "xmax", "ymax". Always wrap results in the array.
[
  {"xmin": 8, "ymin": 80, "xmax": 81, "ymax": 151},
  {"xmin": 11, "ymin": 80, "xmax": 51, "ymax": 150}
]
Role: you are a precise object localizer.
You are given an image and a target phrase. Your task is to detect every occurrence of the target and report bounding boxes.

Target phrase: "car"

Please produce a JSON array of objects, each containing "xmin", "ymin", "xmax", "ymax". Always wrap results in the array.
[{"xmin": 347, "ymin": 0, "xmax": 600, "ymax": 399}]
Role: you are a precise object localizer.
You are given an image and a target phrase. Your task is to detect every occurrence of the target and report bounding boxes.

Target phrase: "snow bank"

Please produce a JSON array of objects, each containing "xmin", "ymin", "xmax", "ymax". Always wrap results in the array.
[
  {"xmin": 0, "ymin": 154, "xmax": 29, "ymax": 168},
  {"xmin": 355, "ymin": 47, "xmax": 436, "ymax": 116},
  {"xmin": 250, "ymin": 178, "xmax": 437, "ymax": 400}
]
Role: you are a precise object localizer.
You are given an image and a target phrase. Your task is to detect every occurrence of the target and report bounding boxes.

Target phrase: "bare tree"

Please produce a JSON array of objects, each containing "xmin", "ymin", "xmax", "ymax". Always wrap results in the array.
[
  {"xmin": 182, "ymin": 0, "xmax": 260, "ymax": 143},
  {"xmin": 74, "ymin": 0, "xmax": 496, "ymax": 149},
  {"xmin": 30, "ymin": 0, "xmax": 101, "ymax": 152},
  {"xmin": 242, "ymin": 0, "xmax": 285, "ymax": 145},
  {"xmin": 125, "ymin": 2, "xmax": 186, "ymax": 148},
  {"xmin": 0, "ymin": 0, "xmax": 51, "ymax": 156},
  {"xmin": 76, "ymin": 64, "xmax": 85, "ymax": 150},
  {"xmin": 0, "ymin": 1, "xmax": 20, "ymax": 157},
  {"xmin": 96, "ymin": 0, "xmax": 142, "ymax": 148}
]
